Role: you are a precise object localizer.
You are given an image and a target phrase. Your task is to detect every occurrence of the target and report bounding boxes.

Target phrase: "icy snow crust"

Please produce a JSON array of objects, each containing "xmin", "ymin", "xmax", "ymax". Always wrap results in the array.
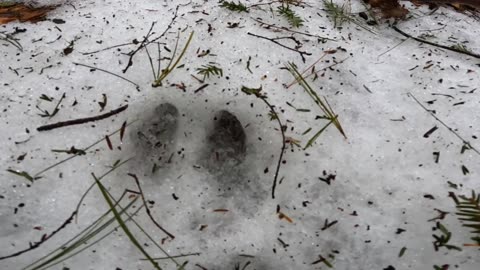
[{"xmin": 1, "ymin": 0, "xmax": 480, "ymax": 269}]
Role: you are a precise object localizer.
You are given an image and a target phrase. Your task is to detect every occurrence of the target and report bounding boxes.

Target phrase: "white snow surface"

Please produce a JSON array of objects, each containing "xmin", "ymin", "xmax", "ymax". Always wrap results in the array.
[{"xmin": 1, "ymin": 0, "xmax": 480, "ymax": 269}]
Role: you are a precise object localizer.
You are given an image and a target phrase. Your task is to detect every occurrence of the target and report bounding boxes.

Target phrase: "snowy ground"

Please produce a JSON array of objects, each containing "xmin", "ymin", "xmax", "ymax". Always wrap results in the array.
[{"xmin": 1, "ymin": 0, "xmax": 480, "ymax": 269}]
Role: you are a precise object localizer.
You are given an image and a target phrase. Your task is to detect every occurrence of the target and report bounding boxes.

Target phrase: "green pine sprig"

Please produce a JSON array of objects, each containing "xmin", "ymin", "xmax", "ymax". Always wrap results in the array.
[
  {"xmin": 219, "ymin": 1, "xmax": 249, "ymax": 13},
  {"xmin": 452, "ymin": 190, "xmax": 480, "ymax": 246},
  {"xmin": 277, "ymin": 5, "xmax": 304, "ymax": 28},
  {"xmin": 196, "ymin": 63, "xmax": 223, "ymax": 81}
]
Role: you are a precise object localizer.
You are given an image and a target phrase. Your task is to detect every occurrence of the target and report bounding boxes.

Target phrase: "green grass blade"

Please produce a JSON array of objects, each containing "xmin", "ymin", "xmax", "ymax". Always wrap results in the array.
[
  {"xmin": 153, "ymin": 31, "xmax": 194, "ymax": 87},
  {"xmin": 25, "ymin": 196, "xmax": 138, "ymax": 270},
  {"xmin": 304, "ymin": 119, "xmax": 334, "ymax": 150},
  {"xmin": 93, "ymin": 173, "xmax": 162, "ymax": 270},
  {"xmin": 34, "ymin": 203, "xmax": 142, "ymax": 270}
]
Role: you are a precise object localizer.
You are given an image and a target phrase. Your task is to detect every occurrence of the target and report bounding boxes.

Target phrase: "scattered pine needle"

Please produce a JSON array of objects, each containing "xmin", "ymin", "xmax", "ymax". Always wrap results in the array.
[
  {"xmin": 213, "ymin": 209, "xmax": 229, "ymax": 213},
  {"xmin": 278, "ymin": 211, "xmax": 293, "ymax": 223}
]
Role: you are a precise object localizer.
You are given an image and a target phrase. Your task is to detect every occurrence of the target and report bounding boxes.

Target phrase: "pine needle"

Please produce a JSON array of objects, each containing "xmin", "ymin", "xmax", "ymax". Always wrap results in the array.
[{"xmin": 285, "ymin": 62, "xmax": 346, "ymax": 147}]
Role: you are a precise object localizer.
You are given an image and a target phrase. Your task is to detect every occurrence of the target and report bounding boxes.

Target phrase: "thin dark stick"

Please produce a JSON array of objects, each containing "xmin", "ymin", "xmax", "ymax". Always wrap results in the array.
[
  {"xmin": 145, "ymin": 252, "xmax": 201, "ymax": 261},
  {"xmin": 80, "ymin": 42, "xmax": 134, "ymax": 55},
  {"xmin": 73, "ymin": 62, "xmax": 140, "ymax": 91},
  {"xmin": 263, "ymin": 98, "xmax": 286, "ymax": 199},
  {"xmin": 408, "ymin": 92, "xmax": 480, "ymax": 156},
  {"xmin": 128, "ymin": 173, "xmax": 175, "ymax": 239},
  {"xmin": 251, "ymin": 17, "xmax": 335, "ymax": 41},
  {"xmin": 194, "ymin": 84, "xmax": 209, "ymax": 93},
  {"xmin": 122, "ymin": 22, "xmax": 156, "ymax": 73},
  {"xmin": 241, "ymin": 87, "xmax": 286, "ymax": 199},
  {"xmin": 377, "ymin": 38, "xmax": 408, "ymax": 58},
  {"xmin": 144, "ymin": 5, "xmax": 180, "ymax": 47},
  {"xmin": 247, "ymin": 32, "xmax": 311, "ymax": 62},
  {"xmin": 122, "ymin": 5, "xmax": 181, "ymax": 73},
  {"xmin": 37, "ymin": 105, "xmax": 128, "ymax": 132},
  {"xmin": 0, "ymin": 210, "xmax": 77, "ymax": 261},
  {"xmin": 392, "ymin": 25, "xmax": 480, "ymax": 59}
]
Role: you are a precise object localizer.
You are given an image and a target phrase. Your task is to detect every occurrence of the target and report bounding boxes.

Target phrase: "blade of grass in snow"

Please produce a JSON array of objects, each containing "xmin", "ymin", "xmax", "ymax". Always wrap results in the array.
[
  {"xmin": 285, "ymin": 62, "xmax": 346, "ymax": 143},
  {"xmin": 93, "ymin": 173, "xmax": 162, "ymax": 270},
  {"xmin": 29, "ymin": 162, "xmax": 178, "ymax": 269},
  {"xmin": 0, "ymin": 33, "xmax": 23, "ymax": 51},
  {"xmin": 32, "ymin": 204, "xmax": 143, "ymax": 270},
  {"xmin": 33, "ymin": 120, "xmax": 137, "ymax": 178},
  {"xmin": 152, "ymin": 31, "xmax": 194, "ymax": 87},
  {"xmin": 26, "ymin": 163, "xmax": 139, "ymax": 269},
  {"xmin": 304, "ymin": 118, "xmax": 335, "ymax": 150},
  {"xmin": 74, "ymin": 158, "xmax": 134, "ymax": 222},
  {"xmin": 24, "ymin": 194, "xmax": 138, "ymax": 270}
]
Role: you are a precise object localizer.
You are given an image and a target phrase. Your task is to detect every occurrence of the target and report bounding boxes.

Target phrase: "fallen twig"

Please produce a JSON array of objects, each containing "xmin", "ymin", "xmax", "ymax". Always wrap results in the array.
[
  {"xmin": 392, "ymin": 25, "xmax": 480, "ymax": 59},
  {"xmin": 241, "ymin": 86, "xmax": 286, "ymax": 199},
  {"xmin": 128, "ymin": 173, "xmax": 175, "ymax": 239},
  {"xmin": 37, "ymin": 105, "xmax": 128, "ymax": 132},
  {"xmin": 408, "ymin": 92, "xmax": 480, "ymax": 156},
  {"xmin": 0, "ymin": 210, "xmax": 77, "ymax": 261},
  {"xmin": 123, "ymin": 5, "xmax": 180, "ymax": 73},
  {"xmin": 247, "ymin": 32, "xmax": 311, "ymax": 62},
  {"xmin": 194, "ymin": 83, "xmax": 209, "ymax": 93},
  {"xmin": 73, "ymin": 62, "xmax": 140, "ymax": 91},
  {"xmin": 251, "ymin": 17, "xmax": 335, "ymax": 41}
]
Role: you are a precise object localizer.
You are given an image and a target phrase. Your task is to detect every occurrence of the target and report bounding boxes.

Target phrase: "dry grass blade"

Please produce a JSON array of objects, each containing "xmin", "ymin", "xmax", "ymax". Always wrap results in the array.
[
  {"xmin": 23, "ymin": 195, "xmax": 139, "ymax": 270},
  {"xmin": 285, "ymin": 62, "xmax": 346, "ymax": 142},
  {"xmin": 33, "ymin": 120, "xmax": 137, "ymax": 178},
  {"xmin": 0, "ymin": 32, "xmax": 22, "ymax": 50},
  {"xmin": 93, "ymin": 173, "xmax": 162, "ymax": 270},
  {"xmin": 152, "ymin": 31, "xmax": 194, "ymax": 87}
]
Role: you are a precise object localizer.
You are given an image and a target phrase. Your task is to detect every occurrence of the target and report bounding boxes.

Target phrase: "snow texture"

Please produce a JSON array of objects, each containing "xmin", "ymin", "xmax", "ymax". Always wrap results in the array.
[{"xmin": 1, "ymin": 0, "xmax": 480, "ymax": 269}]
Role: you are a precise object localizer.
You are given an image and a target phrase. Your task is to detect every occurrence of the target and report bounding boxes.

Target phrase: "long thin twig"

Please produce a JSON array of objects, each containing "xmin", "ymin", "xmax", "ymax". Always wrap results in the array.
[
  {"xmin": 241, "ymin": 86, "xmax": 286, "ymax": 199},
  {"xmin": 392, "ymin": 25, "xmax": 480, "ymax": 59},
  {"xmin": 408, "ymin": 92, "xmax": 480, "ymax": 156},
  {"xmin": 123, "ymin": 5, "xmax": 180, "ymax": 73},
  {"xmin": 37, "ymin": 105, "xmax": 128, "ymax": 132},
  {"xmin": 122, "ymin": 22, "xmax": 157, "ymax": 73},
  {"xmin": 251, "ymin": 17, "xmax": 336, "ymax": 41},
  {"xmin": 128, "ymin": 173, "xmax": 175, "ymax": 239},
  {"xmin": 80, "ymin": 42, "xmax": 134, "ymax": 55},
  {"xmin": 0, "ymin": 211, "xmax": 77, "ymax": 261},
  {"xmin": 33, "ymin": 121, "xmax": 137, "ymax": 178},
  {"xmin": 145, "ymin": 253, "xmax": 201, "ymax": 261},
  {"xmin": 247, "ymin": 32, "xmax": 311, "ymax": 62},
  {"xmin": 73, "ymin": 62, "xmax": 140, "ymax": 91}
]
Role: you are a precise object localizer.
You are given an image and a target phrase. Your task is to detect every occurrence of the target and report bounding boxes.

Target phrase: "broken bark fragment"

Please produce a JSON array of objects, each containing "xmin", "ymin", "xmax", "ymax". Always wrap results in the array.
[{"xmin": 0, "ymin": 3, "xmax": 57, "ymax": 24}]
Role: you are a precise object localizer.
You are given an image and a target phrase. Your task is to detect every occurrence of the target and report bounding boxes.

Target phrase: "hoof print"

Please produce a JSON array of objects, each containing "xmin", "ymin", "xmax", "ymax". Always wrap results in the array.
[
  {"xmin": 132, "ymin": 103, "xmax": 179, "ymax": 169},
  {"xmin": 206, "ymin": 110, "xmax": 246, "ymax": 169}
]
